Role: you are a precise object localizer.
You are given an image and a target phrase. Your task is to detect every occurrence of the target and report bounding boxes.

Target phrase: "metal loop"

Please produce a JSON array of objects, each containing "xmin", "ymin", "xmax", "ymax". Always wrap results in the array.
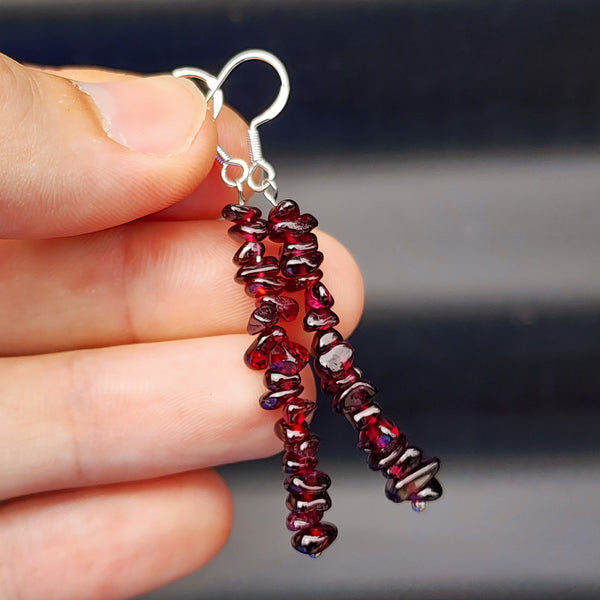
[
  {"xmin": 263, "ymin": 180, "xmax": 279, "ymax": 207},
  {"xmin": 248, "ymin": 160, "xmax": 276, "ymax": 193},
  {"xmin": 221, "ymin": 158, "xmax": 249, "ymax": 189},
  {"xmin": 172, "ymin": 67, "xmax": 224, "ymax": 119}
]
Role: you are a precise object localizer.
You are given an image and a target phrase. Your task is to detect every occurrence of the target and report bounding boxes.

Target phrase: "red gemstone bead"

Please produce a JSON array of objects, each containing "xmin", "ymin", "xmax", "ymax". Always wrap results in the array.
[
  {"xmin": 288, "ymin": 433, "xmax": 320, "ymax": 457},
  {"xmin": 357, "ymin": 416, "xmax": 400, "ymax": 452},
  {"xmin": 259, "ymin": 295, "xmax": 299, "ymax": 321},
  {"xmin": 247, "ymin": 304, "xmax": 279, "ymax": 335},
  {"xmin": 245, "ymin": 276, "xmax": 284, "ymax": 297},
  {"xmin": 304, "ymin": 307, "xmax": 340, "ymax": 331},
  {"xmin": 235, "ymin": 256, "xmax": 280, "ymax": 283},
  {"xmin": 280, "ymin": 233, "xmax": 319, "ymax": 259},
  {"xmin": 269, "ymin": 213, "xmax": 319, "ymax": 243},
  {"xmin": 384, "ymin": 457, "xmax": 441, "ymax": 503},
  {"xmin": 282, "ymin": 451, "xmax": 318, "ymax": 474},
  {"xmin": 222, "ymin": 204, "xmax": 262, "ymax": 222},
  {"xmin": 244, "ymin": 326, "xmax": 287, "ymax": 370},
  {"xmin": 259, "ymin": 387, "xmax": 304, "ymax": 410},
  {"xmin": 305, "ymin": 282, "xmax": 334, "ymax": 309},
  {"xmin": 275, "ymin": 419, "xmax": 310, "ymax": 444},
  {"xmin": 265, "ymin": 369, "xmax": 301, "ymax": 391},
  {"xmin": 268, "ymin": 199, "xmax": 300, "ymax": 223},
  {"xmin": 269, "ymin": 341, "xmax": 310, "ymax": 375},
  {"xmin": 311, "ymin": 328, "xmax": 343, "ymax": 355},
  {"xmin": 284, "ymin": 269, "xmax": 323, "ymax": 291},
  {"xmin": 228, "ymin": 220, "xmax": 268, "ymax": 242},
  {"xmin": 346, "ymin": 402, "xmax": 382, "ymax": 429},
  {"xmin": 286, "ymin": 491, "xmax": 332, "ymax": 513},
  {"xmin": 284, "ymin": 470, "xmax": 331, "ymax": 495},
  {"xmin": 315, "ymin": 342, "xmax": 354, "ymax": 379},
  {"xmin": 333, "ymin": 380, "xmax": 377, "ymax": 413},
  {"xmin": 320, "ymin": 367, "xmax": 362, "ymax": 395},
  {"xmin": 281, "ymin": 251, "xmax": 324, "ymax": 278},
  {"xmin": 291, "ymin": 522, "xmax": 338, "ymax": 558},
  {"xmin": 286, "ymin": 510, "xmax": 322, "ymax": 532},
  {"xmin": 282, "ymin": 397, "xmax": 317, "ymax": 425},
  {"xmin": 233, "ymin": 241, "xmax": 265, "ymax": 265},
  {"xmin": 385, "ymin": 446, "xmax": 422, "ymax": 479},
  {"xmin": 367, "ymin": 435, "xmax": 408, "ymax": 471}
]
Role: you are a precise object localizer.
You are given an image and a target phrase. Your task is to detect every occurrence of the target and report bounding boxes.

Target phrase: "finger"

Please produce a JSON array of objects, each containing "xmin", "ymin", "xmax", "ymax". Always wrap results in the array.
[
  {"xmin": 0, "ymin": 54, "xmax": 223, "ymax": 238},
  {"xmin": 0, "ymin": 334, "xmax": 315, "ymax": 499},
  {"xmin": 0, "ymin": 470, "xmax": 232, "ymax": 600},
  {"xmin": 33, "ymin": 65, "xmax": 252, "ymax": 221},
  {"xmin": 0, "ymin": 222, "xmax": 363, "ymax": 355}
]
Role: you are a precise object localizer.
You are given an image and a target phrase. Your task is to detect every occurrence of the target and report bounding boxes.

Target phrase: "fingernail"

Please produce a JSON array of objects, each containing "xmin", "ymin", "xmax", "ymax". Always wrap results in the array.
[{"xmin": 75, "ymin": 75, "xmax": 206, "ymax": 156}]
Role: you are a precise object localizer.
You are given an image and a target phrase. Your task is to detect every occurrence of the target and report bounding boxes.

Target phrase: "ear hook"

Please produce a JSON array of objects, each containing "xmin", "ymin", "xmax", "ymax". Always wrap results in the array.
[
  {"xmin": 171, "ymin": 67, "xmax": 225, "ymax": 119},
  {"xmin": 205, "ymin": 49, "xmax": 290, "ymax": 132}
]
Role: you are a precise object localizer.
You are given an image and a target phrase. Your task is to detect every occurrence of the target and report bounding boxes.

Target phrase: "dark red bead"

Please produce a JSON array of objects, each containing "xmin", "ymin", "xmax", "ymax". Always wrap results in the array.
[
  {"xmin": 259, "ymin": 387, "xmax": 304, "ymax": 410},
  {"xmin": 384, "ymin": 446, "xmax": 422, "ymax": 479},
  {"xmin": 269, "ymin": 341, "xmax": 310, "ymax": 375},
  {"xmin": 284, "ymin": 269, "xmax": 323, "ymax": 291},
  {"xmin": 247, "ymin": 304, "xmax": 279, "ymax": 335},
  {"xmin": 244, "ymin": 326, "xmax": 287, "ymax": 370},
  {"xmin": 235, "ymin": 256, "xmax": 280, "ymax": 283},
  {"xmin": 283, "ymin": 397, "xmax": 317, "ymax": 425},
  {"xmin": 269, "ymin": 213, "xmax": 319, "ymax": 243},
  {"xmin": 311, "ymin": 328, "xmax": 343, "ymax": 355},
  {"xmin": 291, "ymin": 522, "xmax": 338, "ymax": 558},
  {"xmin": 284, "ymin": 471, "xmax": 331, "ymax": 495},
  {"xmin": 305, "ymin": 282, "xmax": 334, "ymax": 310},
  {"xmin": 286, "ymin": 510, "xmax": 322, "ymax": 532},
  {"xmin": 367, "ymin": 435, "xmax": 408, "ymax": 471},
  {"xmin": 275, "ymin": 419, "xmax": 310, "ymax": 444},
  {"xmin": 345, "ymin": 402, "xmax": 382, "ymax": 429},
  {"xmin": 233, "ymin": 241, "xmax": 265, "ymax": 266},
  {"xmin": 333, "ymin": 380, "xmax": 377, "ymax": 413},
  {"xmin": 268, "ymin": 199, "xmax": 300, "ymax": 223},
  {"xmin": 409, "ymin": 477, "xmax": 443, "ymax": 503},
  {"xmin": 281, "ymin": 251, "xmax": 324, "ymax": 278},
  {"xmin": 315, "ymin": 342, "xmax": 354, "ymax": 380},
  {"xmin": 357, "ymin": 416, "xmax": 400, "ymax": 452},
  {"xmin": 286, "ymin": 491, "xmax": 331, "ymax": 513},
  {"xmin": 222, "ymin": 204, "xmax": 262, "ymax": 223},
  {"xmin": 320, "ymin": 367, "xmax": 362, "ymax": 395},
  {"xmin": 384, "ymin": 457, "xmax": 441, "ymax": 503},
  {"xmin": 228, "ymin": 220, "xmax": 268, "ymax": 242},
  {"xmin": 282, "ymin": 451, "xmax": 318, "ymax": 474},
  {"xmin": 245, "ymin": 276, "xmax": 284, "ymax": 298},
  {"xmin": 304, "ymin": 307, "xmax": 340, "ymax": 331},
  {"xmin": 280, "ymin": 233, "xmax": 319, "ymax": 259},
  {"xmin": 288, "ymin": 433, "xmax": 320, "ymax": 457},
  {"xmin": 259, "ymin": 295, "xmax": 299, "ymax": 322},
  {"xmin": 265, "ymin": 369, "xmax": 301, "ymax": 391}
]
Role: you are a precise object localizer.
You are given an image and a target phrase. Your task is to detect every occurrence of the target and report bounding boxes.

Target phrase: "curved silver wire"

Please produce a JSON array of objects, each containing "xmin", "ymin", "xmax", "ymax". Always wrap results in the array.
[{"xmin": 171, "ymin": 67, "xmax": 224, "ymax": 119}]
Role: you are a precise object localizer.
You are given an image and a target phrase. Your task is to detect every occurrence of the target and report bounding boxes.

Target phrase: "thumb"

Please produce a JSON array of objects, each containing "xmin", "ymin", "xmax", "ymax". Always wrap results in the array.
[{"xmin": 0, "ymin": 54, "xmax": 217, "ymax": 238}]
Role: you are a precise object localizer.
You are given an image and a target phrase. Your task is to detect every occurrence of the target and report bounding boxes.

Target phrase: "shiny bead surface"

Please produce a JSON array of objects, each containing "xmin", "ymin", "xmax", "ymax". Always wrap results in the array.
[
  {"xmin": 269, "ymin": 213, "xmax": 319, "ymax": 243},
  {"xmin": 245, "ymin": 276, "xmax": 284, "ymax": 298},
  {"xmin": 305, "ymin": 282, "xmax": 334, "ymax": 309},
  {"xmin": 304, "ymin": 307, "xmax": 340, "ymax": 331},
  {"xmin": 286, "ymin": 510, "xmax": 322, "ymax": 532},
  {"xmin": 384, "ymin": 458, "xmax": 440, "ymax": 503},
  {"xmin": 282, "ymin": 452, "xmax": 319, "ymax": 474},
  {"xmin": 286, "ymin": 491, "xmax": 332, "ymax": 513},
  {"xmin": 275, "ymin": 419, "xmax": 310, "ymax": 443},
  {"xmin": 222, "ymin": 204, "xmax": 262, "ymax": 223},
  {"xmin": 289, "ymin": 433, "xmax": 320, "ymax": 458},
  {"xmin": 259, "ymin": 295, "xmax": 299, "ymax": 321},
  {"xmin": 269, "ymin": 341, "xmax": 310, "ymax": 374},
  {"xmin": 357, "ymin": 416, "xmax": 401, "ymax": 452},
  {"xmin": 284, "ymin": 269, "xmax": 323, "ymax": 291},
  {"xmin": 280, "ymin": 233, "xmax": 319, "ymax": 259},
  {"xmin": 235, "ymin": 256, "xmax": 280, "ymax": 283},
  {"xmin": 281, "ymin": 251, "xmax": 324, "ymax": 278},
  {"xmin": 268, "ymin": 199, "xmax": 300, "ymax": 223},
  {"xmin": 259, "ymin": 387, "xmax": 304, "ymax": 410},
  {"xmin": 265, "ymin": 369, "xmax": 301, "ymax": 391},
  {"xmin": 346, "ymin": 402, "xmax": 382, "ymax": 429},
  {"xmin": 282, "ymin": 397, "xmax": 317, "ymax": 425},
  {"xmin": 367, "ymin": 435, "xmax": 407, "ymax": 471},
  {"xmin": 315, "ymin": 342, "xmax": 355, "ymax": 379},
  {"xmin": 233, "ymin": 241, "xmax": 265, "ymax": 265},
  {"xmin": 333, "ymin": 380, "xmax": 377, "ymax": 413},
  {"xmin": 320, "ymin": 367, "xmax": 363, "ymax": 395},
  {"xmin": 291, "ymin": 523, "xmax": 338, "ymax": 558},
  {"xmin": 247, "ymin": 304, "xmax": 279, "ymax": 335},
  {"xmin": 244, "ymin": 326, "xmax": 287, "ymax": 370},
  {"xmin": 228, "ymin": 220, "xmax": 268, "ymax": 242},
  {"xmin": 284, "ymin": 471, "xmax": 331, "ymax": 495},
  {"xmin": 311, "ymin": 328, "xmax": 343, "ymax": 355}
]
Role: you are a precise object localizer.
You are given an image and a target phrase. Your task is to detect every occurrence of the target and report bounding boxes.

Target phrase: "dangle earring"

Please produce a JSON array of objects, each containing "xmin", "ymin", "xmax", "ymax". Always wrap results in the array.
[{"xmin": 174, "ymin": 50, "xmax": 442, "ymax": 558}]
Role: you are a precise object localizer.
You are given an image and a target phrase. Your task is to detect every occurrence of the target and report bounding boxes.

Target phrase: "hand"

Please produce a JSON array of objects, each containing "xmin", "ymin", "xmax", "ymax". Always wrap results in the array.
[{"xmin": 0, "ymin": 54, "xmax": 363, "ymax": 599}]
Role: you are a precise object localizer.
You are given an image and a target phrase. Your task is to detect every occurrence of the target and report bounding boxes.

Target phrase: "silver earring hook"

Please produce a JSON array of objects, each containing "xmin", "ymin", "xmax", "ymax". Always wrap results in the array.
[
  {"xmin": 171, "ymin": 67, "xmax": 225, "ymax": 119},
  {"xmin": 205, "ymin": 49, "xmax": 290, "ymax": 132}
]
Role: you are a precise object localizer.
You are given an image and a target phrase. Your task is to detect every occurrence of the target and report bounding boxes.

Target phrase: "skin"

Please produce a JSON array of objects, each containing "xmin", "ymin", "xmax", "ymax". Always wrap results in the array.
[{"xmin": 0, "ymin": 54, "xmax": 364, "ymax": 599}]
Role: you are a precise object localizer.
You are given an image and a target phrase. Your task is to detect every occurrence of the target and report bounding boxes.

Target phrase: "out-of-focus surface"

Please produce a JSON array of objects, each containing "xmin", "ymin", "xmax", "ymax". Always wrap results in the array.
[{"xmin": 1, "ymin": 1, "xmax": 599, "ymax": 598}]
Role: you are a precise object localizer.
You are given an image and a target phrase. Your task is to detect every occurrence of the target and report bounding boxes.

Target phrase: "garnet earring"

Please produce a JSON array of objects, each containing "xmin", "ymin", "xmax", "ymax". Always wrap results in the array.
[{"xmin": 174, "ymin": 50, "xmax": 442, "ymax": 557}]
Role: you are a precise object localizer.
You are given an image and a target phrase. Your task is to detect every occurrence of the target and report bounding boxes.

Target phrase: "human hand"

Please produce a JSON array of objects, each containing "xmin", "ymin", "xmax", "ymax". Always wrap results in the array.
[{"xmin": 0, "ymin": 54, "xmax": 363, "ymax": 599}]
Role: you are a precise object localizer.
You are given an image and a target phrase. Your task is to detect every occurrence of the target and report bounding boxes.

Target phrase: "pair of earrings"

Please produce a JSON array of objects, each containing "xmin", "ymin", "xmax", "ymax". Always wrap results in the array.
[{"xmin": 174, "ymin": 50, "xmax": 442, "ymax": 558}]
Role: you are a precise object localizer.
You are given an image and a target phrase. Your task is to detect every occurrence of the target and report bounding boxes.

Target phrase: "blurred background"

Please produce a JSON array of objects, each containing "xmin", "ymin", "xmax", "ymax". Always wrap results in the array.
[{"xmin": 2, "ymin": 0, "xmax": 599, "ymax": 598}]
